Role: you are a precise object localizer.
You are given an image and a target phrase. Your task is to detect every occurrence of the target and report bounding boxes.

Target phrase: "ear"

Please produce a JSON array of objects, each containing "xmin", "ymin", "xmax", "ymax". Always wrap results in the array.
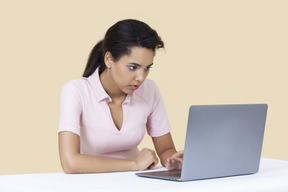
[{"xmin": 104, "ymin": 52, "xmax": 114, "ymax": 69}]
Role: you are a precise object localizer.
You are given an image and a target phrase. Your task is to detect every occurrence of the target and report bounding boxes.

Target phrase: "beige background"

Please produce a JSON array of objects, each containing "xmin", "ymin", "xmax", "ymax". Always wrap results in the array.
[{"xmin": 0, "ymin": 0, "xmax": 287, "ymax": 175}]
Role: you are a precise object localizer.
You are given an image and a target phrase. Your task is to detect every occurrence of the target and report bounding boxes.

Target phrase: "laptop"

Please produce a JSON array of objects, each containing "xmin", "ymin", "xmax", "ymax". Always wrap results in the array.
[{"xmin": 136, "ymin": 104, "xmax": 268, "ymax": 181}]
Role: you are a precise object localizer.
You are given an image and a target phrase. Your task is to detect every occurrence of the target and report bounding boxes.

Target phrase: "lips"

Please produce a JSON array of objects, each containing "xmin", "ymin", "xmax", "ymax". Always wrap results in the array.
[{"xmin": 130, "ymin": 85, "xmax": 139, "ymax": 90}]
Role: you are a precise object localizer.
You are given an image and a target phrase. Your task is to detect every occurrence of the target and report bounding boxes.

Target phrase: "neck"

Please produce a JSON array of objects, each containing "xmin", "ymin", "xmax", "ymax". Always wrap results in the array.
[{"xmin": 99, "ymin": 69, "xmax": 127, "ymax": 101}]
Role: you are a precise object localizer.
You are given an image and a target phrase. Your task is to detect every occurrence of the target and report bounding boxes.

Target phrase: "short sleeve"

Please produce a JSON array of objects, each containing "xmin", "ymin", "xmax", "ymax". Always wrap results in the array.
[
  {"xmin": 58, "ymin": 80, "xmax": 82, "ymax": 136},
  {"xmin": 146, "ymin": 82, "xmax": 170, "ymax": 137}
]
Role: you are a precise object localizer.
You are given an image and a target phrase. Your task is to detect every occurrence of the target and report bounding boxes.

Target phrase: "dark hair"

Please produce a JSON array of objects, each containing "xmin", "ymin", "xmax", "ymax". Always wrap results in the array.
[{"xmin": 82, "ymin": 19, "xmax": 164, "ymax": 77}]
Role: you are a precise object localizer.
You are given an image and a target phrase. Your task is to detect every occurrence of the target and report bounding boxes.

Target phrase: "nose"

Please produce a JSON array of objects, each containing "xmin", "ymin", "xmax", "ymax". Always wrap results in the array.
[{"xmin": 135, "ymin": 70, "xmax": 146, "ymax": 83}]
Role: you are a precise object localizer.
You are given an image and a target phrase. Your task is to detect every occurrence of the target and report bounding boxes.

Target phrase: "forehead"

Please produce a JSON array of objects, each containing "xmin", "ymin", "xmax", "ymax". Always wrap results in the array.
[{"xmin": 119, "ymin": 47, "xmax": 154, "ymax": 65}]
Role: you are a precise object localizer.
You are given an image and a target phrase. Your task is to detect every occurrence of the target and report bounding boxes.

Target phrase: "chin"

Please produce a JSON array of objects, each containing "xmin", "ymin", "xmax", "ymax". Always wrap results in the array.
[
  {"xmin": 122, "ymin": 88, "xmax": 134, "ymax": 95},
  {"xmin": 125, "ymin": 90, "xmax": 134, "ymax": 94}
]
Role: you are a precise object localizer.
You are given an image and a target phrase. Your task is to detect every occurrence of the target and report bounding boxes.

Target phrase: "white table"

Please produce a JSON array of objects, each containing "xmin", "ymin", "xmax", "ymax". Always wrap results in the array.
[{"xmin": 1, "ymin": 158, "xmax": 288, "ymax": 192}]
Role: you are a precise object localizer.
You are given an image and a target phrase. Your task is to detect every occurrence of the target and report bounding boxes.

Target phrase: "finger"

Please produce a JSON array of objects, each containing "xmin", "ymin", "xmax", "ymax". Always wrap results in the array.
[
  {"xmin": 172, "ymin": 157, "xmax": 183, "ymax": 163},
  {"xmin": 166, "ymin": 157, "xmax": 170, "ymax": 166},
  {"xmin": 168, "ymin": 157, "xmax": 183, "ymax": 170},
  {"xmin": 148, "ymin": 162, "xmax": 156, "ymax": 169},
  {"xmin": 165, "ymin": 157, "xmax": 172, "ymax": 169},
  {"xmin": 147, "ymin": 150, "xmax": 159, "ymax": 170},
  {"xmin": 179, "ymin": 151, "xmax": 184, "ymax": 158},
  {"xmin": 173, "ymin": 151, "xmax": 184, "ymax": 158},
  {"xmin": 168, "ymin": 158, "xmax": 176, "ymax": 169}
]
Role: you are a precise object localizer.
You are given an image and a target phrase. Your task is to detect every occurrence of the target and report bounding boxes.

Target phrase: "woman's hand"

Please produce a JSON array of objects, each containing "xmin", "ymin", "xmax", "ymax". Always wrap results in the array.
[
  {"xmin": 133, "ymin": 148, "xmax": 159, "ymax": 171},
  {"xmin": 165, "ymin": 150, "xmax": 184, "ymax": 170}
]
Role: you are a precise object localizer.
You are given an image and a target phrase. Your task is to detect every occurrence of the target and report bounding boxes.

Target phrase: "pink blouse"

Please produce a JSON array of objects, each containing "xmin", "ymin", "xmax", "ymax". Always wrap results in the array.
[{"xmin": 58, "ymin": 68, "xmax": 170, "ymax": 160}]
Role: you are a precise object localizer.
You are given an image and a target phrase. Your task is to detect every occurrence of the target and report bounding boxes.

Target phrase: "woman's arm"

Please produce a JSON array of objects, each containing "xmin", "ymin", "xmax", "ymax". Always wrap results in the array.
[
  {"xmin": 58, "ymin": 131, "xmax": 158, "ymax": 173},
  {"xmin": 152, "ymin": 133, "xmax": 183, "ymax": 170}
]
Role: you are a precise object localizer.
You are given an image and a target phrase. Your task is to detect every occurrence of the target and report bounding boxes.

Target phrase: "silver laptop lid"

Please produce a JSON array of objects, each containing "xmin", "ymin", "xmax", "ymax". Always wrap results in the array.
[{"xmin": 181, "ymin": 104, "xmax": 268, "ymax": 181}]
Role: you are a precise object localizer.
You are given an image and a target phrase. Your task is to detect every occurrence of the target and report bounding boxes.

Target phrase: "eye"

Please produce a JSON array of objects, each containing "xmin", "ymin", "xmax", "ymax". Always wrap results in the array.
[
  {"xmin": 144, "ymin": 65, "xmax": 152, "ymax": 71},
  {"xmin": 129, "ymin": 66, "xmax": 138, "ymax": 71}
]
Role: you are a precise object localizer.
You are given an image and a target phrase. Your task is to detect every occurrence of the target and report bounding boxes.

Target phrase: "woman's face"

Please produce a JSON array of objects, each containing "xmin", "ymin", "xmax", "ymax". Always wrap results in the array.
[{"xmin": 106, "ymin": 47, "xmax": 154, "ymax": 95}]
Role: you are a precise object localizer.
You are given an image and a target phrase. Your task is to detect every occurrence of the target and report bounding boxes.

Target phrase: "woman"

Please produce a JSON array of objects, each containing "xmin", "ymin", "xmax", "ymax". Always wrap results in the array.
[{"xmin": 58, "ymin": 19, "xmax": 183, "ymax": 173}]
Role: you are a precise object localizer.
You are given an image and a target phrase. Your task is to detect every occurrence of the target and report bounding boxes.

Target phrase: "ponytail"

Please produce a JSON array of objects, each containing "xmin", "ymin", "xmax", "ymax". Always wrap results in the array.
[{"xmin": 82, "ymin": 40, "xmax": 106, "ymax": 77}]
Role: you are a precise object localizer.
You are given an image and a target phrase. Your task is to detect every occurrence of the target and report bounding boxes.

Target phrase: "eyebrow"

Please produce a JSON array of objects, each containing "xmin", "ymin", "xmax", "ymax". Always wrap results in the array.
[{"xmin": 128, "ymin": 62, "xmax": 154, "ymax": 67}]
